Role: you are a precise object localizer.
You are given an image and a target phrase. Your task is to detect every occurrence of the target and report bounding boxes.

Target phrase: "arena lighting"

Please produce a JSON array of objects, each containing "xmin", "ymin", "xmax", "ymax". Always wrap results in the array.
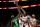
[
  {"xmin": 0, "ymin": 0, "xmax": 28, "ymax": 2},
  {"xmin": 0, "ymin": 4, "xmax": 40, "ymax": 9}
]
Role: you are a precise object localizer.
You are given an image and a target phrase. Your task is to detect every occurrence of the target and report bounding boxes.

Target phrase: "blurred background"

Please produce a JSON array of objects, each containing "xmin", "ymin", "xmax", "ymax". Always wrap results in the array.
[{"xmin": 0, "ymin": 0, "xmax": 40, "ymax": 27}]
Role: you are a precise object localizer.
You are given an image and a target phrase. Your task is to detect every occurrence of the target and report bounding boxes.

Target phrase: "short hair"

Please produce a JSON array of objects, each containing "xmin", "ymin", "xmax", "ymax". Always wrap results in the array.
[
  {"xmin": 32, "ymin": 14, "xmax": 35, "ymax": 16},
  {"xmin": 11, "ymin": 15, "xmax": 14, "ymax": 18}
]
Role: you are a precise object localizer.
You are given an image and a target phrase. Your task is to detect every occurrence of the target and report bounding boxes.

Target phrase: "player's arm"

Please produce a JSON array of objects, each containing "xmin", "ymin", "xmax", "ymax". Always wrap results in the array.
[
  {"xmin": 13, "ymin": 0, "xmax": 25, "ymax": 22},
  {"xmin": 14, "ymin": 0, "xmax": 26, "ymax": 15},
  {"xmin": 13, "ymin": 0, "xmax": 19, "ymax": 7},
  {"xmin": 11, "ymin": 21, "xmax": 13, "ymax": 27},
  {"xmin": 21, "ymin": 8, "xmax": 26, "ymax": 15},
  {"xmin": 13, "ymin": 0, "xmax": 21, "ymax": 18},
  {"xmin": 13, "ymin": 0, "xmax": 26, "ymax": 15},
  {"xmin": 31, "ymin": 20, "xmax": 37, "ymax": 26},
  {"xmin": 20, "ymin": 18, "xmax": 25, "ymax": 22},
  {"xmin": 33, "ymin": 20, "xmax": 37, "ymax": 26},
  {"xmin": 16, "ymin": 6, "xmax": 21, "ymax": 18}
]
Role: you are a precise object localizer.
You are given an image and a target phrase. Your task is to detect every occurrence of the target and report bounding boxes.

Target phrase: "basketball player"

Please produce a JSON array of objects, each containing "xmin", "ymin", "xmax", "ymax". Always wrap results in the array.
[
  {"xmin": 13, "ymin": 1, "xmax": 27, "ymax": 27},
  {"xmin": 19, "ymin": 8, "xmax": 32, "ymax": 27},
  {"xmin": 11, "ymin": 0, "xmax": 22, "ymax": 27},
  {"xmin": 13, "ymin": 0, "xmax": 32, "ymax": 27},
  {"xmin": 20, "ymin": 8, "xmax": 37, "ymax": 27},
  {"xmin": 30, "ymin": 14, "xmax": 37, "ymax": 27},
  {"xmin": 11, "ymin": 8, "xmax": 21, "ymax": 27},
  {"xmin": 14, "ymin": 1, "xmax": 32, "ymax": 27},
  {"xmin": 11, "ymin": 15, "xmax": 15, "ymax": 27}
]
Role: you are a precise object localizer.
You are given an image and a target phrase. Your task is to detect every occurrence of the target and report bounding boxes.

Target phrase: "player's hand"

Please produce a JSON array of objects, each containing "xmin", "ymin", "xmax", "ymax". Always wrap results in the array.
[
  {"xmin": 20, "ymin": 7, "xmax": 23, "ymax": 10},
  {"xmin": 14, "ymin": 0, "xmax": 18, "ymax": 4}
]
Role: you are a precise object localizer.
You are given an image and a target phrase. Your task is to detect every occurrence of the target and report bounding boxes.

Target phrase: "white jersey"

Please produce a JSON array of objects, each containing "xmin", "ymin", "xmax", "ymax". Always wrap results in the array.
[
  {"xmin": 20, "ymin": 16, "xmax": 28, "ymax": 22},
  {"xmin": 19, "ymin": 17, "xmax": 23, "ymax": 27},
  {"xmin": 30, "ymin": 18, "xmax": 36, "ymax": 24},
  {"xmin": 19, "ymin": 16, "xmax": 28, "ymax": 27},
  {"xmin": 19, "ymin": 16, "xmax": 32, "ymax": 27}
]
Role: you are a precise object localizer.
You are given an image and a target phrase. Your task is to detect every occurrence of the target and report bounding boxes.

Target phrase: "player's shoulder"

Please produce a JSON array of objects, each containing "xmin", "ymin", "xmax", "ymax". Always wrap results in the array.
[
  {"xmin": 34, "ymin": 18, "xmax": 36, "ymax": 20},
  {"xmin": 11, "ymin": 17, "xmax": 17, "ymax": 22},
  {"xmin": 27, "ymin": 15, "xmax": 31, "ymax": 18},
  {"xmin": 11, "ymin": 19, "xmax": 15, "ymax": 22},
  {"xmin": 34, "ymin": 18, "xmax": 36, "ymax": 19},
  {"xmin": 14, "ymin": 17, "xmax": 18, "ymax": 19}
]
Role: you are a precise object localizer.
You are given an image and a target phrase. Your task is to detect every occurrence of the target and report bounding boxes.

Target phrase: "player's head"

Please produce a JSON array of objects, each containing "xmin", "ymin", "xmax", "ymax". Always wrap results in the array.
[
  {"xmin": 23, "ymin": 12, "xmax": 27, "ymax": 16},
  {"xmin": 27, "ymin": 15, "xmax": 31, "ymax": 18},
  {"xmin": 32, "ymin": 14, "xmax": 35, "ymax": 18},
  {"xmin": 20, "ymin": 13, "xmax": 23, "ymax": 17},
  {"xmin": 11, "ymin": 15, "xmax": 14, "ymax": 19}
]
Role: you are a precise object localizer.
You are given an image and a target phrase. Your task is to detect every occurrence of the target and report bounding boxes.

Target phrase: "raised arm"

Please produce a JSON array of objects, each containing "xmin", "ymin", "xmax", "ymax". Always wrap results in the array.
[
  {"xmin": 13, "ymin": 0, "xmax": 19, "ymax": 7},
  {"xmin": 17, "ymin": 8, "xmax": 21, "ymax": 18},
  {"xmin": 13, "ymin": 0, "xmax": 21, "ymax": 18},
  {"xmin": 21, "ymin": 8, "xmax": 26, "ymax": 15}
]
